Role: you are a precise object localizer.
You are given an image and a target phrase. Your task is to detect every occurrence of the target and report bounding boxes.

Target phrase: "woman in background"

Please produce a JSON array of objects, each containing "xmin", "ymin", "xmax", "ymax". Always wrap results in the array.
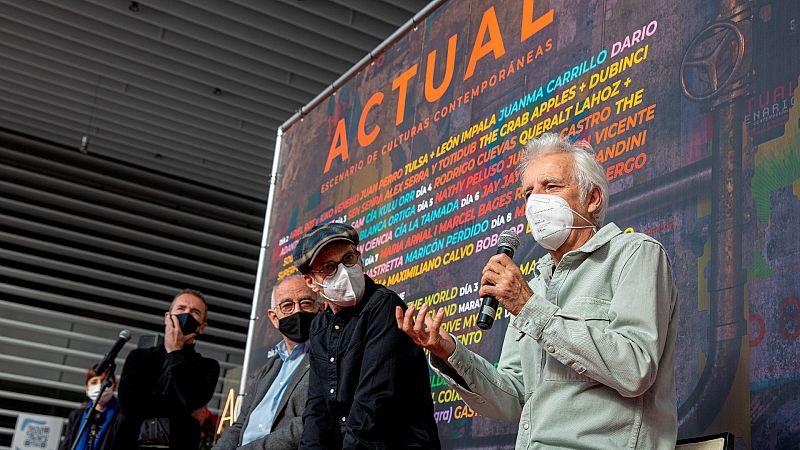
[{"xmin": 59, "ymin": 364, "xmax": 119, "ymax": 450}]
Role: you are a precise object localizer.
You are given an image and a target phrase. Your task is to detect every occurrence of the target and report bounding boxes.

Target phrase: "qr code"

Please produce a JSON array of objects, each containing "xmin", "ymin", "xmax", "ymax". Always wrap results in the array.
[{"xmin": 24, "ymin": 423, "xmax": 50, "ymax": 448}]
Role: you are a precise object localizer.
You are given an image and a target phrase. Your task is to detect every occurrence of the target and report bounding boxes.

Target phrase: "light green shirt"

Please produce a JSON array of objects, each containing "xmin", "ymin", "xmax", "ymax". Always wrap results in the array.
[{"xmin": 431, "ymin": 222, "xmax": 678, "ymax": 449}]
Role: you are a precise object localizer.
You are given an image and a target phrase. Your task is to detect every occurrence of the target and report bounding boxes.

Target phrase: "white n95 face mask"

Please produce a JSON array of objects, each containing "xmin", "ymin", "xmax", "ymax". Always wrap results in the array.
[
  {"xmin": 525, "ymin": 194, "xmax": 596, "ymax": 251},
  {"xmin": 314, "ymin": 263, "xmax": 366, "ymax": 307}
]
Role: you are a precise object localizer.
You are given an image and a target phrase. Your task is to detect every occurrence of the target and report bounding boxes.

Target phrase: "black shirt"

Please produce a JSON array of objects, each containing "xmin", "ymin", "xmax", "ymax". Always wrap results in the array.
[
  {"xmin": 112, "ymin": 344, "xmax": 219, "ymax": 450},
  {"xmin": 300, "ymin": 276, "xmax": 440, "ymax": 449}
]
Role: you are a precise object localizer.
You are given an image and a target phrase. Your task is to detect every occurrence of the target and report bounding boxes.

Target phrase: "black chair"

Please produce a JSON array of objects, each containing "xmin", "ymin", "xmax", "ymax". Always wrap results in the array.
[{"xmin": 675, "ymin": 432, "xmax": 734, "ymax": 450}]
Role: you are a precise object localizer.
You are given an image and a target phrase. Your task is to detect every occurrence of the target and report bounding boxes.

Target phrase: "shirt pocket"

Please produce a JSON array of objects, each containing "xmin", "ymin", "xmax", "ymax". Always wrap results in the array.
[{"xmin": 544, "ymin": 296, "xmax": 610, "ymax": 382}]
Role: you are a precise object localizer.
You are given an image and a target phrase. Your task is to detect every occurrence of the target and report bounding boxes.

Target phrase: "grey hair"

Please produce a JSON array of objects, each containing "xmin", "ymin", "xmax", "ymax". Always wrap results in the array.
[
  {"xmin": 171, "ymin": 288, "xmax": 208, "ymax": 320},
  {"xmin": 270, "ymin": 275, "xmax": 322, "ymax": 309},
  {"xmin": 517, "ymin": 133, "xmax": 609, "ymax": 226}
]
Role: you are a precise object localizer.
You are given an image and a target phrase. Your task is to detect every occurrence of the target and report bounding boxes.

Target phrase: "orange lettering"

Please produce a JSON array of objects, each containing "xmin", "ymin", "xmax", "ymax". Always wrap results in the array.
[
  {"xmin": 521, "ymin": 0, "xmax": 554, "ymax": 42},
  {"xmin": 391, "ymin": 64, "xmax": 418, "ymax": 126},
  {"xmin": 425, "ymin": 34, "xmax": 458, "ymax": 102},
  {"xmin": 324, "ymin": 119, "xmax": 349, "ymax": 174},
  {"xmin": 464, "ymin": 7, "xmax": 506, "ymax": 81},
  {"xmin": 358, "ymin": 91, "xmax": 384, "ymax": 147}
]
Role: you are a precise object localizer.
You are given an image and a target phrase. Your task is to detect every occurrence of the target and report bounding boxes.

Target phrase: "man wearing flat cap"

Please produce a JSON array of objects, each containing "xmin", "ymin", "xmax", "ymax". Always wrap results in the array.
[{"xmin": 293, "ymin": 222, "xmax": 440, "ymax": 450}]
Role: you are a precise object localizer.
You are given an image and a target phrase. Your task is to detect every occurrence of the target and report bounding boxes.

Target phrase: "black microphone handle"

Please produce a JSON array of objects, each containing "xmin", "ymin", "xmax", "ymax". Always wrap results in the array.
[{"xmin": 476, "ymin": 244, "xmax": 515, "ymax": 330}]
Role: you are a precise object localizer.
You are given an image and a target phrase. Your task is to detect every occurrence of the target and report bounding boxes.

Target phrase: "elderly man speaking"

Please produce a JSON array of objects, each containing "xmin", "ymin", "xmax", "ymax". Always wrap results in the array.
[{"xmin": 398, "ymin": 132, "xmax": 678, "ymax": 449}]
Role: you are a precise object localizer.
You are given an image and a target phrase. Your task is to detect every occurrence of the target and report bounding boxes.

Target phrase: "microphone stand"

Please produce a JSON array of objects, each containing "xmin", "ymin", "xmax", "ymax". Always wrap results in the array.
[{"xmin": 69, "ymin": 362, "xmax": 115, "ymax": 450}]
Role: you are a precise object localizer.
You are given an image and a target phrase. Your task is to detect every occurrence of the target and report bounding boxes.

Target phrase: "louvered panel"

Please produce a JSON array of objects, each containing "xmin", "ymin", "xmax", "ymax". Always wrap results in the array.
[
  {"xmin": 0, "ymin": 40, "xmax": 282, "ymax": 133},
  {"xmin": 0, "ymin": 134, "xmax": 258, "ymax": 418},
  {"xmin": 228, "ymin": 0, "xmax": 381, "ymax": 51},
  {"xmin": 330, "ymin": 0, "xmax": 411, "ymax": 26},
  {"xmin": 0, "ymin": 178, "xmax": 257, "ymax": 257},
  {"xmin": 0, "ymin": 62, "xmax": 274, "ymax": 146},
  {"xmin": 0, "ymin": 76, "xmax": 271, "ymax": 171},
  {"xmin": 87, "ymin": 0, "xmax": 330, "ymax": 93},
  {"xmin": 0, "ymin": 3, "xmax": 303, "ymax": 115},
  {"xmin": 0, "ymin": 134, "xmax": 266, "ymax": 225},
  {"xmin": 0, "ymin": 265, "xmax": 248, "ymax": 330},
  {"xmin": 272, "ymin": 0, "xmax": 397, "ymax": 39},
  {"xmin": 31, "ymin": 0, "xmax": 322, "ymax": 105},
  {"xmin": 0, "ymin": 114, "xmax": 268, "ymax": 196},
  {"xmin": 180, "ymin": 1, "xmax": 368, "ymax": 61},
  {"xmin": 0, "ymin": 164, "xmax": 261, "ymax": 244},
  {"xmin": 123, "ymin": 3, "xmax": 339, "ymax": 86},
  {"xmin": 0, "ymin": 232, "xmax": 254, "ymax": 301},
  {"xmin": 0, "ymin": 247, "xmax": 250, "ymax": 314},
  {"xmin": 380, "ymin": 0, "xmax": 431, "ymax": 13},
  {"xmin": 1, "ymin": 214, "xmax": 253, "ymax": 284},
  {"xmin": 0, "ymin": 265, "xmax": 246, "ymax": 342},
  {"xmin": 0, "ymin": 299, "xmax": 244, "ymax": 357},
  {"xmin": 0, "ymin": 28, "xmax": 283, "ymax": 134},
  {"xmin": 0, "ymin": 74, "xmax": 271, "ymax": 159},
  {"xmin": 147, "ymin": 1, "xmax": 354, "ymax": 74}
]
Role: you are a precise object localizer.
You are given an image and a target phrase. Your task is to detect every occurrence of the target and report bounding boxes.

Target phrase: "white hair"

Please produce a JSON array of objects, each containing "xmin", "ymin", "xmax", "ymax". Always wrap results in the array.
[
  {"xmin": 517, "ymin": 133, "xmax": 609, "ymax": 226},
  {"xmin": 271, "ymin": 275, "xmax": 321, "ymax": 309}
]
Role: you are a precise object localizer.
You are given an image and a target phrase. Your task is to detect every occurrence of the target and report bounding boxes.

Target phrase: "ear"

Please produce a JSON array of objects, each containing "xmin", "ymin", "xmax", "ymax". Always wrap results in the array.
[
  {"xmin": 587, "ymin": 186, "xmax": 602, "ymax": 218},
  {"xmin": 267, "ymin": 308, "xmax": 280, "ymax": 329},
  {"xmin": 303, "ymin": 274, "xmax": 320, "ymax": 293},
  {"xmin": 197, "ymin": 320, "xmax": 207, "ymax": 335}
]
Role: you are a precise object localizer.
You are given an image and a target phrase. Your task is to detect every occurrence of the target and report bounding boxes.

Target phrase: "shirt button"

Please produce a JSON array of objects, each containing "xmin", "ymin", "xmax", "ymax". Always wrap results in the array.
[
  {"xmin": 330, "ymin": 357, "xmax": 335, "ymax": 362},
  {"xmin": 547, "ymin": 345, "xmax": 555, "ymax": 353},
  {"xmin": 341, "ymin": 416, "xmax": 346, "ymax": 422},
  {"xmin": 330, "ymin": 388, "xmax": 335, "ymax": 394},
  {"xmin": 523, "ymin": 423, "xmax": 529, "ymax": 430},
  {"xmin": 334, "ymin": 325, "xmax": 340, "ymax": 330}
]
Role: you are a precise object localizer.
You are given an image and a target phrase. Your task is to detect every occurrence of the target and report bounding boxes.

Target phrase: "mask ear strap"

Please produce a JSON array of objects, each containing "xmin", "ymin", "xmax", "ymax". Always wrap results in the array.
[
  {"xmin": 573, "ymin": 210, "xmax": 597, "ymax": 228},
  {"xmin": 558, "ymin": 202, "xmax": 597, "ymax": 229}
]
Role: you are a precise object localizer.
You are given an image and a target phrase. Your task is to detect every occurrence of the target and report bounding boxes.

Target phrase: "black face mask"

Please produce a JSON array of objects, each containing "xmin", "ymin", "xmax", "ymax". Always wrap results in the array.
[
  {"xmin": 278, "ymin": 311, "xmax": 317, "ymax": 343},
  {"xmin": 173, "ymin": 313, "xmax": 201, "ymax": 335}
]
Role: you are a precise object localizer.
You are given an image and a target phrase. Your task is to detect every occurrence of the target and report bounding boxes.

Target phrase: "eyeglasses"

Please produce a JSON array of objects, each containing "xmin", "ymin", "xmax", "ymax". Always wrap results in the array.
[
  {"xmin": 310, "ymin": 250, "xmax": 361, "ymax": 277},
  {"xmin": 276, "ymin": 298, "xmax": 318, "ymax": 315}
]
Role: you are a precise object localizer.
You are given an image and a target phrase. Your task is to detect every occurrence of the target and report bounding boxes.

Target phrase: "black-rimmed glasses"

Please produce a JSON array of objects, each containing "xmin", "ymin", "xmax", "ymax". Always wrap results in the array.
[
  {"xmin": 310, "ymin": 250, "xmax": 361, "ymax": 277},
  {"xmin": 276, "ymin": 298, "xmax": 318, "ymax": 315}
]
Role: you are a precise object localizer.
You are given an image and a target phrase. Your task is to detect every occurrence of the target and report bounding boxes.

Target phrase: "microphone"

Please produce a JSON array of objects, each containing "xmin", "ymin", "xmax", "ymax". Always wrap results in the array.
[
  {"xmin": 477, "ymin": 230, "xmax": 520, "ymax": 330},
  {"xmin": 96, "ymin": 329, "xmax": 131, "ymax": 374}
]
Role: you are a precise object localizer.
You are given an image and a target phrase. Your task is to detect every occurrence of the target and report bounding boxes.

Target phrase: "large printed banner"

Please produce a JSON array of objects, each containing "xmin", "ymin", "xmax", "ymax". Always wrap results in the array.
[{"xmin": 250, "ymin": 1, "xmax": 800, "ymax": 448}]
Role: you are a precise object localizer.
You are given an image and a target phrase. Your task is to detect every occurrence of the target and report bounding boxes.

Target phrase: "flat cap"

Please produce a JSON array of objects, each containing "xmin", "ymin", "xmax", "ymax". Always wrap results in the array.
[{"xmin": 293, "ymin": 222, "xmax": 359, "ymax": 274}]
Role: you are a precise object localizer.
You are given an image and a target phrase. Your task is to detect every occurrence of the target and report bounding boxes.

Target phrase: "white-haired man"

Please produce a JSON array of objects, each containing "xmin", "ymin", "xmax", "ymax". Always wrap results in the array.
[
  {"xmin": 398, "ymin": 132, "xmax": 678, "ymax": 449},
  {"xmin": 214, "ymin": 276, "xmax": 323, "ymax": 450}
]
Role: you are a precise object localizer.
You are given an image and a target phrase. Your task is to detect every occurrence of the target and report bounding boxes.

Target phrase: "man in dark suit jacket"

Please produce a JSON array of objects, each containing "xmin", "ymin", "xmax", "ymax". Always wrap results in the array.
[{"xmin": 214, "ymin": 276, "xmax": 323, "ymax": 450}]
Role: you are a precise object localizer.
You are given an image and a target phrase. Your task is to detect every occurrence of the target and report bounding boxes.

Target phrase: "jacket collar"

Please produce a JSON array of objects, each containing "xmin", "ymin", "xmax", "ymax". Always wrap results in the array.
[{"xmin": 533, "ymin": 222, "xmax": 622, "ymax": 276}]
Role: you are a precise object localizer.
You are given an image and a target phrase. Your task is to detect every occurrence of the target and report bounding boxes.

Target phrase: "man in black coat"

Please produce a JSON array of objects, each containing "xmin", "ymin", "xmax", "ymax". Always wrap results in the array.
[
  {"xmin": 293, "ymin": 223, "xmax": 440, "ymax": 450},
  {"xmin": 213, "ymin": 276, "xmax": 322, "ymax": 449},
  {"xmin": 112, "ymin": 289, "xmax": 220, "ymax": 450}
]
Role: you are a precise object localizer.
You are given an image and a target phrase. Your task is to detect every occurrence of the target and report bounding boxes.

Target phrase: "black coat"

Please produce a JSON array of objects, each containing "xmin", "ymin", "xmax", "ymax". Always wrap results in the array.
[
  {"xmin": 59, "ymin": 399, "xmax": 119, "ymax": 450},
  {"xmin": 300, "ymin": 276, "xmax": 440, "ymax": 449},
  {"xmin": 111, "ymin": 344, "xmax": 220, "ymax": 450}
]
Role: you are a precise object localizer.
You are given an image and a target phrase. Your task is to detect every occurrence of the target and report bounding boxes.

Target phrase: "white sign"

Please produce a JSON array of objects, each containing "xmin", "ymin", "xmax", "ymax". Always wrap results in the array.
[{"xmin": 11, "ymin": 413, "xmax": 64, "ymax": 450}]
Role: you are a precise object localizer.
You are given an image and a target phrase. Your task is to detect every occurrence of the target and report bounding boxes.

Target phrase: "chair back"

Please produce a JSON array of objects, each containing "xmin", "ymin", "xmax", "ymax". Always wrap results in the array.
[{"xmin": 675, "ymin": 432, "xmax": 734, "ymax": 450}]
